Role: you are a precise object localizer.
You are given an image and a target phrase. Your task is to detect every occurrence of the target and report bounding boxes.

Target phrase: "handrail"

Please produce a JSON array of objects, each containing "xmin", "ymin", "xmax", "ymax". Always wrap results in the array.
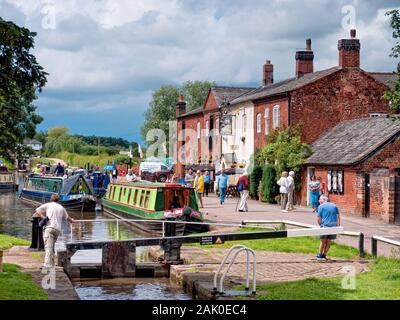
[
  {"xmin": 213, "ymin": 245, "xmax": 256, "ymax": 295},
  {"xmin": 372, "ymin": 235, "xmax": 400, "ymax": 258}
]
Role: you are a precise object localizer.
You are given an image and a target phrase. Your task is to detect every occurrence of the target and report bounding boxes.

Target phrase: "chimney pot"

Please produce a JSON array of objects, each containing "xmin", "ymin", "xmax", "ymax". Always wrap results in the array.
[
  {"xmin": 262, "ymin": 60, "xmax": 274, "ymax": 86},
  {"xmin": 350, "ymin": 29, "xmax": 356, "ymax": 38},
  {"xmin": 338, "ymin": 30, "xmax": 360, "ymax": 69},
  {"xmin": 306, "ymin": 38, "xmax": 312, "ymax": 50},
  {"xmin": 176, "ymin": 95, "xmax": 187, "ymax": 117}
]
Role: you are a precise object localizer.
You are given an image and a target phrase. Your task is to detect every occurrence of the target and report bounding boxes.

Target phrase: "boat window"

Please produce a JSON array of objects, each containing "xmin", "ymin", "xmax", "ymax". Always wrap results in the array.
[
  {"xmin": 112, "ymin": 186, "xmax": 116, "ymax": 200},
  {"xmin": 165, "ymin": 190, "xmax": 186, "ymax": 210},
  {"xmin": 133, "ymin": 189, "xmax": 138, "ymax": 205},
  {"xmin": 144, "ymin": 191, "xmax": 151, "ymax": 208},
  {"xmin": 108, "ymin": 186, "xmax": 113, "ymax": 199},
  {"xmin": 140, "ymin": 190, "xmax": 146, "ymax": 207},
  {"xmin": 127, "ymin": 188, "xmax": 132, "ymax": 204},
  {"xmin": 118, "ymin": 188, "xmax": 122, "ymax": 202}
]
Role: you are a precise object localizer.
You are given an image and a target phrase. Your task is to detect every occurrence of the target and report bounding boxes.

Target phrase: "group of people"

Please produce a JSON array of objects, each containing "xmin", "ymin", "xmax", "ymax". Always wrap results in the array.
[{"xmin": 277, "ymin": 171, "xmax": 296, "ymax": 213}]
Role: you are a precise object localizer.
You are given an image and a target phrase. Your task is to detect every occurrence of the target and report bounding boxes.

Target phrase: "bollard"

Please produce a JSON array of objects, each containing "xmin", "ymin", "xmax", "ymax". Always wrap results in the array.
[
  {"xmin": 30, "ymin": 217, "xmax": 44, "ymax": 250},
  {"xmin": 358, "ymin": 233, "xmax": 365, "ymax": 258},
  {"xmin": 372, "ymin": 237, "xmax": 378, "ymax": 258},
  {"xmin": 0, "ymin": 250, "xmax": 3, "ymax": 273}
]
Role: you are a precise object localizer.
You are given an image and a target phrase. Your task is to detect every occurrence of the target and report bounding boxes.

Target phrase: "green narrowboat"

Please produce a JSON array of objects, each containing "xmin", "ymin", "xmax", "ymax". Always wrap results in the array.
[{"xmin": 101, "ymin": 180, "xmax": 208, "ymax": 235}]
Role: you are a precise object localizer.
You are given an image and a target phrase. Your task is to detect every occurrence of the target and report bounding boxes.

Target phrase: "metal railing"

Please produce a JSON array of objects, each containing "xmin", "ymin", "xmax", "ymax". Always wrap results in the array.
[
  {"xmin": 242, "ymin": 219, "xmax": 365, "ymax": 257},
  {"xmin": 69, "ymin": 218, "xmax": 244, "ymax": 242},
  {"xmin": 371, "ymin": 236, "xmax": 400, "ymax": 258},
  {"xmin": 213, "ymin": 245, "xmax": 256, "ymax": 295}
]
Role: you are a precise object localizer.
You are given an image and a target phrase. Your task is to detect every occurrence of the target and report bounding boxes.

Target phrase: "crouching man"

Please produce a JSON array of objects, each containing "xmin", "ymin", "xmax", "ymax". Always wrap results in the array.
[
  {"xmin": 35, "ymin": 194, "xmax": 75, "ymax": 268},
  {"xmin": 316, "ymin": 195, "xmax": 340, "ymax": 261}
]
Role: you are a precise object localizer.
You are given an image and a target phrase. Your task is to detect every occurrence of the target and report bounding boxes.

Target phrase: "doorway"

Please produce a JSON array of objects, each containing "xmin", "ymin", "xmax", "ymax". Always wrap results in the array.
[{"xmin": 363, "ymin": 173, "xmax": 370, "ymax": 218}]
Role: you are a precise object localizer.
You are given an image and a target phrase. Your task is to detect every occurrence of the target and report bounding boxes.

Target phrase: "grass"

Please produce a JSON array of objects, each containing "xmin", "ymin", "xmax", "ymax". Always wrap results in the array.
[
  {"xmin": 0, "ymin": 234, "xmax": 30, "ymax": 250},
  {"xmin": 192, "ymin": 227, "xmax": 363, "ymax": 259},
  {"xmin": 243, "ymin": 258, "xmax": 400, "ymax": 300},
  {"xmin": 0, "ymin": 264, "xmax": 48, "ymax": 300}
]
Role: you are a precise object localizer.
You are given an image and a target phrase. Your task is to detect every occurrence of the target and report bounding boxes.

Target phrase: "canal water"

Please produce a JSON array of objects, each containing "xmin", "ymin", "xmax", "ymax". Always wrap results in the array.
[{"xmin": 0, "ymin": 191, "xmax": 191, "ymax": 300}]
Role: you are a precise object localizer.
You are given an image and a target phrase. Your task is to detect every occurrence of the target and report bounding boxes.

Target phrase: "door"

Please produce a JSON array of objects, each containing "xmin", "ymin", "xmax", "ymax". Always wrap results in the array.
[
  {"xmin": 395, "ymin": 176, "xmax": 400, "ymax": 225},
  {"xmin": 363, "ymin": 173, "xmax": 370, "ymax": 218},
  {"xmin": 306, "ymin": 167, "xmax": 315, "ymax": 206}
]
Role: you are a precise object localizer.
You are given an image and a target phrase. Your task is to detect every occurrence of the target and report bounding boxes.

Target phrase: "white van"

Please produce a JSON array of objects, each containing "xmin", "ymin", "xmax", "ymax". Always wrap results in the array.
[{"xmin": 139, "ymin": 162, "xmax": 170, "ymax": 174}]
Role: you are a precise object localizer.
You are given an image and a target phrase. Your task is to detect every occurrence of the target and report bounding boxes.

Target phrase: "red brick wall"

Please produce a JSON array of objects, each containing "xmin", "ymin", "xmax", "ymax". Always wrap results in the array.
[
  {"xmin": 253, "ymin": 98, "xmax": 289, "ymax": 150},
  {"xmin": 204, "ymin": 91, "xmax": 218, "ymax": 111},
  {"xmin": 291, "ymin": 69, "xmax": 390, "ymax": 144}
]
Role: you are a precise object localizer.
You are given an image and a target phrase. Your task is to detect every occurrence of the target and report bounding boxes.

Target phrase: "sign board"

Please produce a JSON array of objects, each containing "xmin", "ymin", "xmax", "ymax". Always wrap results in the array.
[
  {"xmin": 200, "ymin": 236, "xmax": 225, "ymax": 245},
  {"xmin": 220, "ymin": 115, "xmax": 233, "ymax": 136}
]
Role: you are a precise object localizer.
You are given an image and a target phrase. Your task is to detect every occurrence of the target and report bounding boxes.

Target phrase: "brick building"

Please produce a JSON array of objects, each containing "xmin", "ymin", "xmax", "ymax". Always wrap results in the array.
[
  {"xmin": 175, "ymin": 86, "xmax": 253, "ymax": 178},
  {"xmin": 305, "ymin": 117, "xmax": 400, "ymax": 224}
]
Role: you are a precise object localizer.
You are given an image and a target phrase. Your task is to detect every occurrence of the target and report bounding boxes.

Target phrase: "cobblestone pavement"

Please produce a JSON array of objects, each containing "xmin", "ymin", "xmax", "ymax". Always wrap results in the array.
[
  {"xmin": 150, "ymin": 246, "xmax": 370, "ymax": 285},
  {"xmin": 201, "ymin": 195, "xmax": 400, "ymax": 257}
]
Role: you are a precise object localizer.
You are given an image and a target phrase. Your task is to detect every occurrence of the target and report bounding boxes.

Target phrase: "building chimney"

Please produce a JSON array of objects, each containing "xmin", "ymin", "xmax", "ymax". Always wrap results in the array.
[
  {"xmin": 176, "ymin": 95, "xmax": 186, "ymax": 117},
  {"xmin": 338, "ymin": 29, "xmax": 360, "ymax": 69},
  {"xmin": 295, "ymin": 38, "xmax": 314, "ymax": 78},
  {"xmin": 263, "ymin": 60, "xmax": 274, "ymax": 86}
]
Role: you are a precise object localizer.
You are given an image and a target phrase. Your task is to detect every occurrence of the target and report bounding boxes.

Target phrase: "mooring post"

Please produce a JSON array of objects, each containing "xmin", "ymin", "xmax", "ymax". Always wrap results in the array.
[
  {"xmin": 358, "ymin": 233, "xmax": 365, "ymax": 258},
  {"xmin": 371, "ymin": 237, "xmax": 378, "ymax": 258},
  {"xmin": 101, "ymin": 241, "xmax": 136, "ymax": 277}
]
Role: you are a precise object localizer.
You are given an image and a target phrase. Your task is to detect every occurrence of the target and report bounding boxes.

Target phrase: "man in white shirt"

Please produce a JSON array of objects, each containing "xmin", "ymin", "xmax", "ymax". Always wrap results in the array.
[
  {"xmin": 35, "ymin": 194, "xmax": 74, "ymax": 268},
  {"xmin": 286, "ymin": 171, "xmax": 295, "ymax": 211}
]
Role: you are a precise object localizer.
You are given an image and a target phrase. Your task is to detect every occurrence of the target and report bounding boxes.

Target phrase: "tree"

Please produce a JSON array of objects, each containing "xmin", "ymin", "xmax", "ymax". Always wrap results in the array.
[
  {"xmin": 180, "ymin": 80, "xmax": 215, "ymax": 112},
  {"xmin": 0, "ymin": 18, "xmax": 47, "ymax": 160},
  {"xmin": 257, "ymin": 127, "xmax": 312, "ymax": 176},
  {"xmin": 260, "ymin": 164, "xmax": 279, "ymax": 203},
  {"xmin": 384, "ymin": 9, "xmax": 400, "ymax": 114},
  {"xmin": 47, "ymin": 127, "xmax": 69, "ymax": 139},
  {"xmin": 141, "ymin": 81, "xmax": 215, "ymax": 154},
  {"xmin": 249, "ymin": 165, "xmax": 263, "ymax": 200}
]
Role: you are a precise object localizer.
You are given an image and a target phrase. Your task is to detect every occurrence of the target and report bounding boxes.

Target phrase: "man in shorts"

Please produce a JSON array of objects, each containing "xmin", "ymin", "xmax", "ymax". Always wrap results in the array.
[{"xmin": 316, "ymin": 194, "xmax": 340, "ymax": 261}]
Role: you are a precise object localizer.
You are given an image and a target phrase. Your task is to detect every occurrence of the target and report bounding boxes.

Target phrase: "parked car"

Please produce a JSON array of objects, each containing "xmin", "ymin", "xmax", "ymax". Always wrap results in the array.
[{"xmin": 139, "ymin": 162, "xmax": 173, "ymax": 183}]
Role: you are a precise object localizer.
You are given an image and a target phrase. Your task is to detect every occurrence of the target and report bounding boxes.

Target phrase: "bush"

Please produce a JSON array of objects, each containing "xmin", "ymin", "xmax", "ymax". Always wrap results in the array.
[
  {"xmin": 261, "ymin": 165, "xmax": 279, "ymax": 203},
  {"xmin": 249, "ymin": 166, "xmax": 263, "ymax": 200}
]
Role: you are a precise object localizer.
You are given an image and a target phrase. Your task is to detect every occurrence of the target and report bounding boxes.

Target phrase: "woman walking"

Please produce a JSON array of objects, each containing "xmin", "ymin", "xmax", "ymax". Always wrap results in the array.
[
  {"xmin": 277, "ymin": 171, "xmax": 289, "ymax": 213},
  {"xmin": 309, "ymin": 175, "xmax": 321, "ymax": 212}
]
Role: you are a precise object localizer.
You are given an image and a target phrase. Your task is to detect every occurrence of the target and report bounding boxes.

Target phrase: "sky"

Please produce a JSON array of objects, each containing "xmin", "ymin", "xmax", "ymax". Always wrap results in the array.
[{"xmin": 1, "ymin": 0, "xmax": 399, "ymax": 144}]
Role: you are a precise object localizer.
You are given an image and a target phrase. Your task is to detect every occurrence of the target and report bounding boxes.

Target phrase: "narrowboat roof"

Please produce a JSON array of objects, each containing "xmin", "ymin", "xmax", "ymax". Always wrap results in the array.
[
  {"xmin": 110, "ymin": 180, "xmax": 191, "ymax": 189},
  {"xmin": 27, "ymin": 174, "xmax": 93, "ymax": 194}
]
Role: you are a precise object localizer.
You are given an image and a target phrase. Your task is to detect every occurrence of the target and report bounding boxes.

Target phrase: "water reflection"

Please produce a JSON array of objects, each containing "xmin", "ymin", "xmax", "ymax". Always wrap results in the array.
[{"xmin": 75, "ymin": 278, "xmax": 191, "ymax": 300}]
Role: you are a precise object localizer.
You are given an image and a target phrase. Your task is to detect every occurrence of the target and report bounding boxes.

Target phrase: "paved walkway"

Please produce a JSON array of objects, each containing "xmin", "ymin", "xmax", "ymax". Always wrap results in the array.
[
  {"xmin": 3, "ymin": 246, "xmax": 79, "ymax": 300},
  {"xmin": 202, "ymin": 195, "xmax": 400, "ymax": 258},
  {"xmin": 150, "ymin": 246, "xmax": 369, "ymax": 286}
]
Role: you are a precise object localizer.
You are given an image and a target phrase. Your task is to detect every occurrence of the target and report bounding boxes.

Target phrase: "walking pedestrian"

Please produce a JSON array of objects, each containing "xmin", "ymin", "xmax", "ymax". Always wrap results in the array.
[
  {"xmin": 35, "ymin": 194, "xmax": 74, "ymax": 269},
  {"xmin": 216, "ymin": 169, "xmax": 228, "ymax": 205},
  {"xmin": 203, "ymin": 171, "xmax": 211, "ymax": 197},
  {"xmin": 316, "ymin": 195, "xmax": 340, "ymax": 261},
  {"xmin": 277, "ymin": 171, "xmax": 289, "ymax": 213},
  {"xmin": 185, "ymin": 168, "xmax": 195, "ymax": 188},
  {"xmin": 237, "ymin": 172, "xmax": 250, "ymax": 212},
  {"xmin": 193, "ymin": 170, "xmax": 204, "ymax": 208},
  {"xmin": 309, "ymin": 175, "xmax": 321, "ymax": 212},
  {"xmin": 286, "ymin": 171, "xmax": 295, "ymax": 211}
]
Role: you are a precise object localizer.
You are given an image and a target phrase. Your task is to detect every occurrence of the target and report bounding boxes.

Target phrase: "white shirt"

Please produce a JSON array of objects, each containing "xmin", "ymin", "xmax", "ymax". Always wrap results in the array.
[
  {"xmin": 36, "ymin": 202, "xmax": 68, "ymax": 232},
  {"xmin": 125, "ymin": 174, "xmax": 136, "ymax": 182},
  {"xmin": 287, "ymin": 176, "xmax": 295, "ymax": 191},
  {"xmin": 277, "ymin": 177, "xmax": 288, "ymax": 194}
]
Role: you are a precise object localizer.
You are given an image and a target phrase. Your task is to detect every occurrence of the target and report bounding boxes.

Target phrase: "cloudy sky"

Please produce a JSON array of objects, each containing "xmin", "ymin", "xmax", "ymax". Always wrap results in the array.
[{"xmin": 1, "ymin": 0, "xmax": 399, "ymax": 144}]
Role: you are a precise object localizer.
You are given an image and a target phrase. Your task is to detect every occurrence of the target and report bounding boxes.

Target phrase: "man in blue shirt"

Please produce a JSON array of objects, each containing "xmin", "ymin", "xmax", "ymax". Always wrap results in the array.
[
  {"xmin": 217, "ymin": 169, "xmax": 228, "ymax": 205},
  {"xmin": 316, "ymin": 195, "xmax": 340, "ymax": 261}
]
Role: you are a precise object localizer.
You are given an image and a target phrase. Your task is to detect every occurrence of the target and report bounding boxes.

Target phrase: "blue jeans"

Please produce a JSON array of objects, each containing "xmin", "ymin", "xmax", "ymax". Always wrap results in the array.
[
  {"xmin": 310, "ymin": 191, "xmax": 320, "ymax": 210},
  {"xmin": 219, "ymin": 187, "xmax": 226, "ymax": 203}
]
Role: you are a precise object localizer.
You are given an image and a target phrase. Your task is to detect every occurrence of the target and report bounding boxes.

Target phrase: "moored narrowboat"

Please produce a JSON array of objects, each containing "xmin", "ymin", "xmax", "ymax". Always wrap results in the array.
[
  {"xmin": 0, "ymin": 166, "xmax": 15, "ymax": 191},
  {"xmin": 101, "ymin": 180, "xmax": 208, "ymax": 236},
  {"xmin": 20, "ymin": 174, "xmax": 96, "ymax": 211}
]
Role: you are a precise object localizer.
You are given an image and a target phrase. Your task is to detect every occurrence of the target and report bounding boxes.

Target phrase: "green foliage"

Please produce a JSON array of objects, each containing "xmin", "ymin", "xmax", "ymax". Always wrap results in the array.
[
  {"xmin": 249, "ymin": 165, "xmax": 263, "ymax": 200},
  {"xmin": 384, "ymin": 9, "xmax": 400, "ymax": 115},
  {"xmin": 0, "ymin": 234, "xmax": 30, "ymax": 250},
  {"xmin": 260, "ymin": 165, "xmax": 278, "ymax": 203},
  {"xmin": 257, "ymin": 126, "xmax": 312, "ymax": 175},
  {"xmin": 55, "ymin": 151, "xmax": 137, "ymax": 168},
  {"xmin": 0, "ymin": 264, "xmax": 48, "ymax": 300},
  {"xmin": 141, "ymin": 81, "xmax": 215, "ymax": 152},
  {"xmin": 249, "ymin": 258, "xmax": 400, "ymax": 300},
  {"xmin": 180, "ymin": 80, "xmax": 215, "ymax": 112},
  {"xmin": 0, "ymin": 18, "xmax": 48, "ymax": 160}
]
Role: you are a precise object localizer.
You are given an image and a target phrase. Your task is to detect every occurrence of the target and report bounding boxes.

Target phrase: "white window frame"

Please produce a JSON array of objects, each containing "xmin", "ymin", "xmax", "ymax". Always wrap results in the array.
[
  {"xmin": 215, "ymin": 117, "xmax": 219, "ymax": 136},
  {"xmin": 273, "ymin": 105, "xmax": 280, "ymax": 129},
  {"xmin": 242, "ymin": 114, "xmax": 247, "ymax": 134},
  {"xmin": 205, "ymin": 120, "xmax": 209, "ymax": 136},
  {"xmin": 197, "ymin": 122, "xmax": 201, "ymax": 139},
  {"xmin": 264, "ymin": 108, "xmax": 270, "ymax": 135},
  {"xmin": 256, "ymin": 113, "xmax": 261, "ymax": 133}
]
